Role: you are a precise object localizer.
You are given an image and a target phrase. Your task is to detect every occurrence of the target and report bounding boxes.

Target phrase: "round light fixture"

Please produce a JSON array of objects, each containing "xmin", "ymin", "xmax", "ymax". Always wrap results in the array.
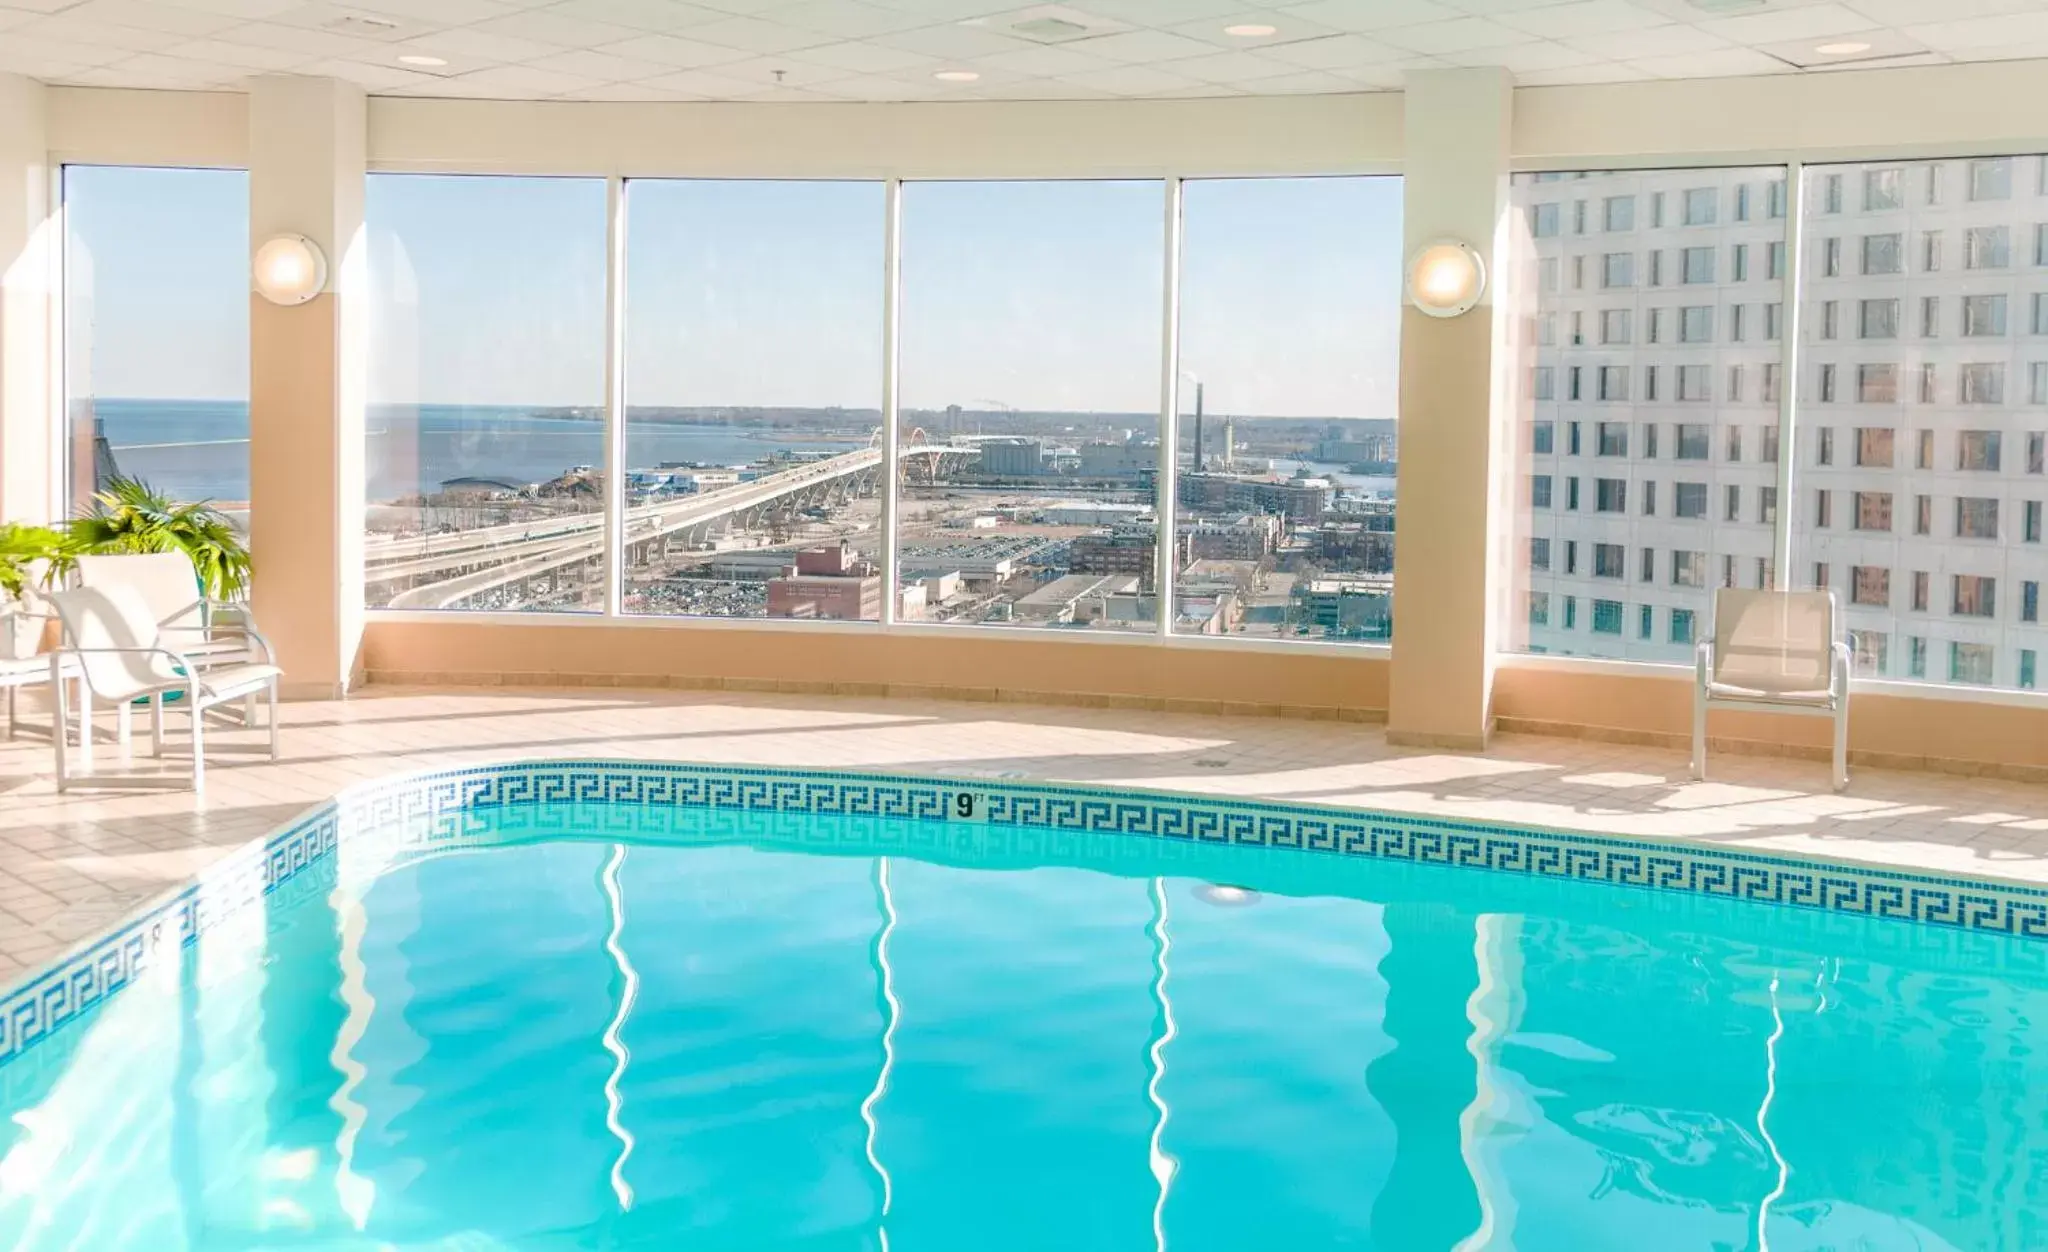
[
  {"xmin": 251, "ymin": 234, "xmax": 328, "ymax": 306},
  {"xmin": 1195, "ymin": 883, "xmax": 1261, "ymax": 907},
  {"xmin": 1405, "ymin": 238, "xmax": 1486, "ymax": 318},
  {"xmin": 933, "ymin": 69, "xmax": 980, "ymax": 82},
  {"xmin": 1814, "ymin": 40, "xmax": 1871, "ymax": 55},
  {"xmin": 398, "ymin": 53, "xmax": 448, "ymax": 66},
  {"xmin": 1223, "ymin": 23, "xmax": 1277, "ymax": 36}
]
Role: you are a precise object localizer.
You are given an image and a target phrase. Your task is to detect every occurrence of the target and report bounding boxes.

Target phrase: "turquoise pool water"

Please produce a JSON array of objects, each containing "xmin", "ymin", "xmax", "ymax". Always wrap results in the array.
[{"xmin": 1, "ymin": 799, "xmax": 2044, "ymax": 1250}]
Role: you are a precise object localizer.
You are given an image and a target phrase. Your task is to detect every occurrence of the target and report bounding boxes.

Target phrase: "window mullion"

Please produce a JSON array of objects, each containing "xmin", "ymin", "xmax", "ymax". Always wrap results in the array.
[{"xmin": 1773, "ymin": 160, "xmax": 1804, "ymax": 590}]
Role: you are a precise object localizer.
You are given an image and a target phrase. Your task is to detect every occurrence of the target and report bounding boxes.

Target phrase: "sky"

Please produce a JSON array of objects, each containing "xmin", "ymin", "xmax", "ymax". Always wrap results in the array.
[{"xmin": 68, "ymin": 167, "xmax": 1403, "ymax": 422}]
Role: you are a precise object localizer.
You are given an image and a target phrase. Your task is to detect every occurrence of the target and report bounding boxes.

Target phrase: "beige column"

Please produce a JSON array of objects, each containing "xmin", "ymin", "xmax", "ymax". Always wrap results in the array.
[
  {"xmin": 249, "ymin": 75, "xmax": 367, "ymax": 700},
  {"xmin": 1387, "ymin": 68, "xmax": 1514, "ymax": 750},
  {"xmin": 0, "ymin": 74, "xmax": 56, "ymax": 525}
]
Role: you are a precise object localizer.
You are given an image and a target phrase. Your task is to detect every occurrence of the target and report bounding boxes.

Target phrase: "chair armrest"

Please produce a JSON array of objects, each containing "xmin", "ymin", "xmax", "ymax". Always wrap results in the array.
[
  {"xmin": 56, "ymin": 644, "xmax": 201, "ymax": 698},
  {"xmin": 158, "ymin": 620, "xmax": 275, "ymax": 667},
  {"xmin": 1831, "ymin": 640, "xmax": 1853, "ymax": 696}
]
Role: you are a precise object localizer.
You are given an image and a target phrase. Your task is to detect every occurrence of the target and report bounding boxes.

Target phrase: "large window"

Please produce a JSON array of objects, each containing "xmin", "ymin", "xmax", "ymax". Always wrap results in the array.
[
  {"xmin": 364, "ymin": 175, "xmax": 609, "ymax": 612},
  {"xmin": 1796, "ymin": 157, "xmax": 2048, "ymax": 685},
  {"xmin": 620, "ymin": 181, "xmax": 884, "ymax": 622},
  {"xmin": 1173, "ymin": 177, "xmax": 1400, "ymax": 643},
  {"xmin": 64, "ymin": 166, "xmax": 249, "ymax": 517},
  {"xmin": 897, "ymin": 180, "xmax": 1164, "ymax": 632},
  {"xmin": 1509, "ymin": 167, "xmax": 1786, "ymax": 660}
]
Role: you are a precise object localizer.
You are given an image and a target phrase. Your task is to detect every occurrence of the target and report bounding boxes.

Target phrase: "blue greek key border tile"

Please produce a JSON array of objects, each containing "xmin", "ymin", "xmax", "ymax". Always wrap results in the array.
[{"xmin": 4, "ymin": 757, "xmax": 2045, "ymax": 1070}]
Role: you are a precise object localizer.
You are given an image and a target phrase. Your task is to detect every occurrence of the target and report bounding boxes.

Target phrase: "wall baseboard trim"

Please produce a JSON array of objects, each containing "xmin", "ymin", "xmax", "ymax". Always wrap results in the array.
[
  {"xmin": 1493, "ymin": 715, "xmax": 2048, "ymax": 785},
  {"xmin": 361, "ymin": 669, "xmax": 1388, "ymax": 725}
]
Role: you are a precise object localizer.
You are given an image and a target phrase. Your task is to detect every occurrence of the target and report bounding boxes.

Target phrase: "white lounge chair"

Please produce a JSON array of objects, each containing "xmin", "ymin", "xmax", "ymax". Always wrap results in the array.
[
  {"xmin": 2, "ymin": 594, "xmax": 78, "ymax": 742},
  {"xmin": 73, "ymin": 552, "xmax": 265, "ymax": 670},
  {"xmin": 48, "ymin": 584, "xmax": 281, "ymax": 797},
  {"xmin": 1694, "ymin": 588, "xmax": 1852, "ymax": 791}
]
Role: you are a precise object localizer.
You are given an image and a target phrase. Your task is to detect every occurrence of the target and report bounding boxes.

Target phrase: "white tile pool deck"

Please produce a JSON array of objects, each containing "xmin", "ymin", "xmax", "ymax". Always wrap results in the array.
[{"xmin": 0, "ymin": 684, "xmax": 2043, "ymax": 980}]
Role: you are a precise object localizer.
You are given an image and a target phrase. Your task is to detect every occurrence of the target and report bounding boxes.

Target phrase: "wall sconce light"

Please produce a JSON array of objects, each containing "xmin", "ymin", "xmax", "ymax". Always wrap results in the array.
[
  {"xmin": 252, "ymin": 234, "xmax": 328, "ymax": 306},
  {"xmin": 1405, "ymin": 238, "xmax": 1486, "ymax": 318}
]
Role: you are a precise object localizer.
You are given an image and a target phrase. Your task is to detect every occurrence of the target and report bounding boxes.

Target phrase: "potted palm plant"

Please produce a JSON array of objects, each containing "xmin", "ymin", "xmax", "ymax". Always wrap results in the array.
[
  {"xmin": 0, "ymin": 522, "xmax": 61, "ymax": 659},
  {"xmin": 60, "ymin": 475, "xmax": 251, "ymax": 600}
]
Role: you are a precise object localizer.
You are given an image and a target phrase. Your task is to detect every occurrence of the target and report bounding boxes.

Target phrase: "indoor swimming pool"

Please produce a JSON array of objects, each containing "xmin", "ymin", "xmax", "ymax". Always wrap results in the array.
[{"xmin": 0, "ymin": 765, "xmax": 2042, "ymax": 1250}]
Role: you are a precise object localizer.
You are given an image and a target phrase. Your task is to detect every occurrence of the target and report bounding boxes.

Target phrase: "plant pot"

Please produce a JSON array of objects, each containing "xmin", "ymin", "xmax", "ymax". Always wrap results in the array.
[{"xmin": 0, "ymin": 595, "xmax": 42, "ymax": 660}]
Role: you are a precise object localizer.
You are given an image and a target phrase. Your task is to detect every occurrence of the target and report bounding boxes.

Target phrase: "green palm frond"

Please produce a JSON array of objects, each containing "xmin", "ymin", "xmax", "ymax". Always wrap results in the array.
[
  {"xmin": 0, "ymin": 522, "xmax": 63, "ymax": 599},
  {"xmin": 60, "ymin": 475, "xmax": 252, "ymax": 600}
]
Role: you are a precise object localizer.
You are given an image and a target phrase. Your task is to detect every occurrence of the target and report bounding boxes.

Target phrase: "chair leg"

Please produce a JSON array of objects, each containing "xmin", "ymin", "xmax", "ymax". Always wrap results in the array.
[
  {"xmin": 1832, "ymin": 703, "xmax": 1850, "ymax": 793},
  {"xmin": 150, "ymin": 693, "xmax": 165, "ymax": 758},
  {"xmin": 189, "ymin": 691, "xmax": 206, "ymax": 801},
  {"xmin": 5, "ymin": 684, "xmax": 14, "ymax": 741},
  {"xmin": 245, "ymin": 690, "xmax": 258, "ymax": 729},
  {"xmin": 116, "ymin": 701, "xmax": 132, "ymax": 766},
  {"xmin": 76, "ymin": 684, "xmax": 93, "ymax": 777},
  {"xmin": 1691, "ymin": 691, "xmax": 1708, "ymax": 781},
  {"xmin": 267, "ymin": 679, "xmax": 280, "ymax": 761},
  {"xmin": 51, "ymin": 675, "xmax": 67, "ymax": 795}
]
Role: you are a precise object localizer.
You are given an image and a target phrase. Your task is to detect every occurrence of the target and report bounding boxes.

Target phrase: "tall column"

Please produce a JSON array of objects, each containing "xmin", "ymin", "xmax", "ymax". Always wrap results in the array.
[
  {"xmin": 249, "ymin": 76, "xmax": 367, "ymax": 699},
  {"xmin": 0, "ymin": 74, "xmax": 55, "ymax": 526},
  {"xmin": 1388, "ymin": 69, "xmax": 1514, "ymax": 749}
]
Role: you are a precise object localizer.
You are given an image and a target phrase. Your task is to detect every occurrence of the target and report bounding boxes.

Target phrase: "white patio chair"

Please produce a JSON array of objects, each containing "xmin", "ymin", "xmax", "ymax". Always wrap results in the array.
[
  {"xmin": 1694, "ymin": 588, "xmax": 1852, "ymax": 792},
  {"xmin": 74, "ymin": 552, "xmax": 265, "ymax": 671},
  {"xmin": 48, "ymin": 584, "xmax": 280, "ymax": 798}
]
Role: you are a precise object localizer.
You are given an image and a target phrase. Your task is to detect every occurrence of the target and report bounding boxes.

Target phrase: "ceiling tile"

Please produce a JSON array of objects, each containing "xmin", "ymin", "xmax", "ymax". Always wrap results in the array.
[
  {"xmin": 633, "ymin": 65, "xmax": 761, "ymax": 93},
  {"xmin": 1441, "ymin": 36, "xmax": 1598, "ymax": 69},
  {"xmin": 262, "ymin": 3, "xmax": 428, "ymax": 39},
  {"xmin": 0, "ymin": 32, "xmax": 133, "ymax": 65},
  {"xmin": 396, "ymin": 26, "xmax": 561, "ymax": 59},
  {"xmin": 1493, "ymin": 0, "xmax": 1668, "ymax": 38},
  {"xmin": 1249, "ymin": 67, "xmax": 1365, "ymax": 90},
  {"xmin": 701, "ymin": 51, "xmax": 847, "ymax": 82},
  {"xmin": 445, "ymin": 60, "xmax": 602, "ymax": 90},
  {"xmin": 1081, "ymin": 0, "xmax": 1247, "ymax": 24},
  {"xmin": 0, "ymin": 5, "xmax": 32, "ymax": 27},
  {"xmin": 1259, "ymin": 32, "xmax": 1407, "ymax": 67},
  {"xmin": 862, "ymin": 0, "xmax": 1019, "ymax": 16},
  {"xmin": 1164, "ymin": 11, "xmax": 1345, "ymax": 50},
  {"xmin": 1169, "ymin": 48, "xmax": 1303, "ymax": 81},
  {"xmin": 784, "ymin": 37, "xmax": 935, "ymax": 70},
  {"xmin": 356, "ymin": 0, "xmax": 519, "ymax": 25},
  {"xmin": 1845, "ymin": 0, "xmax": 2032, "ymax": 24},
  {"xmin": 150, "ymin": 0, "xmax": 309, "ymax": 19},
  {"xmin": 52, "ymin": 0, "xmax": 240, "ymax": 35},
  {"xmin": 812, "ymin": 72, "xmax": 945, "ymax": 97},
  {"xmin": 1694, "ymin": 1, "xmax": 1875, "ymax": 44},
  {"xmin": 160, "ymin": 35, "xmax": 316, "ymax": 65},
  {"xmin": 1334, "ymin": 56, "xmax": 1446, "ymax": 86},
  {"xmin": 1628, "ymin": 46, "xmax": 1798, "ymax": 76},
  {"xmin": 0, "ymin": 0, "xmax": 87, "ymax": 16},
  {"xmin": 1906, "ymin": 11, "xmax": 2048, "ymax": 49},
  {"xmin": 558, "ymin": 80, "xmax": 687, "ymax": 96},
  {"xmin": 21, "ymin": 15, "xmax": 191, "ymax": 51},
  {"xmin": 533, "ymin": 0, "xmax": 731, "ymax": 32},
  {"xmin": 969, "ymin": 40, "xmax": 1115, "ymax": 74},
  {"xmin": 593, "ymin": 32, "xmax": 753, "ymax": 66},
  {"xmin": 467, "ymin": 8, "xmax": 641, "ymax": 46},
  {"xmin": 1376, "ymin": 15, "xmax": 1526, "ymax": 53},
  {"xmin": 300, "ymin": 54, "xmax": 447, "ymax": 83},
  {"xmin": 1273, "ymin": 0, "xmax": 1464, "ymax": 34},
  {"xmin": 683, "ymin": 12, "xmax": 838, "ymax": 49},
  {"xmin": 211, "ymin": 21, "xmax": 383, "ymax": 55},
  {"xmin": 871, "ymin": 22, "xmax": 1035, "ymax": 57},
  {"xmin": 1513, "ymin": 57, "xmax": 1647, "ymax": 83},
  {"xmin": 1059, "ymin": 28, "xmax": 1220, "ymax": 61},
  {"xmin": 772, "ymin": 0, "xmax": 932, "ymax": 36},
  {"xmin": 964, "ymin": 74, "xmax": 1113, "ymax": 96},
  {"xmin": 1055, "ymin": 62, "xmax": 1205, "ymax": 93},
  {"xmin": 1565, "ymin": 22, "xmax": 1729, "ymax": 58},
  {"xmin": 523, "ymin": 46, "xmax": 676, "ymax": 76},
  {"xmin": 734, "ymin": 82, "xmax": 841, "ymax": 98}
]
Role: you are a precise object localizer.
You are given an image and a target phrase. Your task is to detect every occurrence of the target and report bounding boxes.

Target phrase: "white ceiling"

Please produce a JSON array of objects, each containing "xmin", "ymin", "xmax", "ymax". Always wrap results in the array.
[{"xmin": 3, "ymin": 0, "xmax": 2048, "ymax": 102}]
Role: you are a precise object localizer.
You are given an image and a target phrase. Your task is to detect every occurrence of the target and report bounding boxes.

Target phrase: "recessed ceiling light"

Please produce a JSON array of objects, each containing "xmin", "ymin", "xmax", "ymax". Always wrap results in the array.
[
  {"xmin": 1224, "ymin": 23, "xmax": 1276, "ymax": 36},
  {"xmin": 934, "ymin": 69, "xmax": 979, "ymax": 81},
  {"xmin": 397, "ymin": 53, "xmax": 447, "ymax": 66},
  {"xmin": 1814, "ymin": 40, "xmax": 1871, "ymax": 55}
]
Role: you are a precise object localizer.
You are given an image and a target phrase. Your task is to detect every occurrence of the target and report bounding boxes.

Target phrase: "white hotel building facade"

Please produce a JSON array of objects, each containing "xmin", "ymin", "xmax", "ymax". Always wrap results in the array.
[{"xmin": 1511, "ymin": 157, "xmax": 2048, "ymax": 691}]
